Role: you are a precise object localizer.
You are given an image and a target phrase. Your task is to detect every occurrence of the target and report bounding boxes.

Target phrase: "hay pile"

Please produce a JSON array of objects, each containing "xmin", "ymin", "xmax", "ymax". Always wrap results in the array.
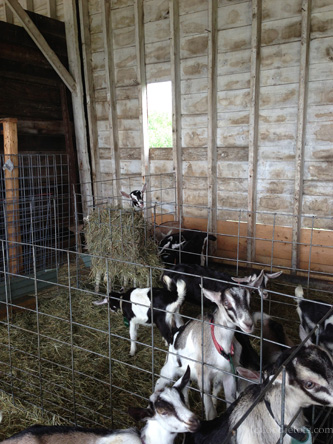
[{"xmin": 84, "ymin": 207, "xmax": 163, "ymax": 290}]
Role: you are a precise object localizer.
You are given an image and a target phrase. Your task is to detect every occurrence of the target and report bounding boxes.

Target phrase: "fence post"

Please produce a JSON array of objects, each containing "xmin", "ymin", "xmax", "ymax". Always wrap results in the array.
[{"xmin": 1, "ymin": 118, "xmax": 22, "ymax": 275}]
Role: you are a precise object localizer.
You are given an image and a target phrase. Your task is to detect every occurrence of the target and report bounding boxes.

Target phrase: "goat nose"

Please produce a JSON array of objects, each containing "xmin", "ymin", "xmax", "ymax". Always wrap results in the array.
[
  {"xmin": 243, "ymin": 321, "xmax": 254, "ymax": 333},
  {"xmin": 188, "ymin": 416, "xmax": 200, "ymax": 432}
]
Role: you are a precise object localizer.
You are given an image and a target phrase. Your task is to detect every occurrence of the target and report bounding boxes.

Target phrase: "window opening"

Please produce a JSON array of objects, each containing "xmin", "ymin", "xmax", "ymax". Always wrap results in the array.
[{"xmin": 147, "ymin": 81, "xmax": 172, "ymax": 148}]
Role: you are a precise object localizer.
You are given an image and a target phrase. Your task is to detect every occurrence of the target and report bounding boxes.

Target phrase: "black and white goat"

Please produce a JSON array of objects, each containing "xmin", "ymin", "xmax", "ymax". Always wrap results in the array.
[
  {"xmin": 120, "ymin": 183, "xmax": 147, "ymax": 209},
  {"xmin": 232, "ymin": 270, "xmax": 283, "ymax": 300},
  {"xmin": 93, "ymin": 277, "xmax": 185, "ymax": 356},
  {"xmin": 296, "ymin": 284, "xmax": 333, "ymax": 354},
  {"xmin": 158, "ymin": 231, "xmax": 217, "ymax": 266},
  {"xmin": 184, "ymin": 344, "xmax": 333, "ymax": 444},
  {"xmin": 154, "ymin": 277, "xmax": 261, "ymax": 420},
  {"xmin": 2, "ymin": 367, "xmax": 199, "ymax": 444},
  {"xmin": 252, "ymin": 312, "xmax": 294, "ymax": 367},
  {"xmin": 162, "ymin": 264, "xmax": 282, "ymax": 309}
]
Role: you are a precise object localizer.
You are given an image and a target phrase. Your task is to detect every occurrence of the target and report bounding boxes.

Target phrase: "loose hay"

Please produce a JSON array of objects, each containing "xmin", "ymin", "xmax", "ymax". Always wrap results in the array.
[
  {"xmin": 0, "ymin": 264, "xmax": 169, "ymax": 440},
  {"xmin": 84, "ymin": 207, "xmax": 163, "ymax": 290}
]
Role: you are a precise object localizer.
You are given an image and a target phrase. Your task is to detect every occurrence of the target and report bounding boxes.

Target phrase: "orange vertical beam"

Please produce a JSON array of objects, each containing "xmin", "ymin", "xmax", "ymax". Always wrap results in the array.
[{"xmin": 2, "ymin": 118, "xmax": 22, "ymax": 274}]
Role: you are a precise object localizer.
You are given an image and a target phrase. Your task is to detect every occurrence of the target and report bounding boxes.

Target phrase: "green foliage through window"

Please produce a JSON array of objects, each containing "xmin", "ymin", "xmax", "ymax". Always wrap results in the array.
[{"xmin": 148, "ymin": 111, "xmax": 172, "ymax": 148}]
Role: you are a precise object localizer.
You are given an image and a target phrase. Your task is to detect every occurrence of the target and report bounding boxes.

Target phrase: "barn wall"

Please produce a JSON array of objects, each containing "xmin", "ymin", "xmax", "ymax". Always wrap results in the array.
[{"xmin": 0, "ymin": 0, "xmax": 332, "ymax": 271}]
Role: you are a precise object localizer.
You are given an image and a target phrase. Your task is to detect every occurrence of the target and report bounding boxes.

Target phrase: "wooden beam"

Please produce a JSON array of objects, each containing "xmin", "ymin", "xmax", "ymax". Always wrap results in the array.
[
  {"xmin": 4, "ymin": 4, "xmax": 14, "ymax": 23},
  {"xmin": 135, "ymin": 0, "xmax": 150, "ymax": 192},
  {"xmin": 1, "ymin": 118, "xmax": 22, "ymax": 275},
  {"xmin": 5, "ymin": 0, "xmax": 77, "ymax": 93},
  {"xmin": 64, "ymin": 0, "xmax": 93, "ymax": 216},
  {"xmin": 170, "ymin": 0, "xmax": 183, "ymax": 220},
  {"xmin": 78, "ymin": 0, "xmax": 101, "ymax": 198},
  {"xmin": 22, "ymin": 0, "xmax": 33, "ymax": 10},
  {"xmin": 46, "ymin": 0, "xmax": 56, "ymax": 19},
  {"xmin": 247, "ymin": 0, "xmax": 262, "ymax": 264},
  {"xmin": 207, "ymin": 0, "xmax": 218, "ymax": 254},
  {"xmin": 102, "ymin": 0, "xmax": 121, "ymax": 203},
  {"xmin": 292, "ymin": 0, "xmax": 311, "ymax": 272}
]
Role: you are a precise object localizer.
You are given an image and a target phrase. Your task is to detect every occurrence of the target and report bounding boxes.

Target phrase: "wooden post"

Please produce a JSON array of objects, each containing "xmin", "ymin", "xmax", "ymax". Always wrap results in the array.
[
  {"xmin": 101, "ymin": 0, "xmax": 121, "ymax": 203},
  {"xmin": 170, "ymin": 0, "xmax": 183, "ymax": 221},
  {"xmin": 247, "ymin": 0, "xmax": 262, "ymax": 264},
  {"xmin": 1, "ymin": 118, "xmax": 22, "ymax": 274},
  {"xmin": 207, "ymin": 0, "xmax": 218, "ymax": 254},
  {"xmin": 292, "ymin": 0, "xmax": 311, "ymax": 272},
  {"xmin": 135, "ymin": 0, "xmax": 151, "ymax": 212}
]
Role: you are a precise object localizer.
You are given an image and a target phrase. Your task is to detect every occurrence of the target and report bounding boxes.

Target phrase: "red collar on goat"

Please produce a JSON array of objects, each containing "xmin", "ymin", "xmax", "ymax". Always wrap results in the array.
[{"xmin": 210, "ymin": 316, "xmax": 235, "ymax": 361}]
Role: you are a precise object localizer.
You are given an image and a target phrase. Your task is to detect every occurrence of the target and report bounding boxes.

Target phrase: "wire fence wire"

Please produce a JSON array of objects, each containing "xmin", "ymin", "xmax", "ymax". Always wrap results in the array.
[{"xmin": 0, "ymin": 173, "xmax": 333, "ymax": 443}]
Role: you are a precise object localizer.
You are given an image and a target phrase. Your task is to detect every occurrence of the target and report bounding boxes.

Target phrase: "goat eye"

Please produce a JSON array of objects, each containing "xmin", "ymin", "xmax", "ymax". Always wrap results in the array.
[
  {"xmin": 224, "ymin": 301, "xmax": 230, "ymax": 309},
  {"xmin": 304, "ymin": 381, "xmax": 315, "ymax": 389}
]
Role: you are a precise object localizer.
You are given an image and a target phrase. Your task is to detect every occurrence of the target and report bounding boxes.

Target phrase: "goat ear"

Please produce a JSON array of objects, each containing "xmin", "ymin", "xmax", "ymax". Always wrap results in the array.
[
  {"xmin": 199, "ymin": 285, "xmax": 221, "ymax": 305},
  {"xmin": 231, "ymin": 276, "xmax": 252, "ymax": 284},
  {"xmin": 174, "ymin": 365, "xmax": 191, "ymax": 392},
  {"xmin": 128, "ymin": 406, "xmax": 154, "ymax": 422},
  {"xmin": 121, "ymin": 191, "xmax": 131, "ymax": 199},
  {"xmin": 236, "ymin": 367, "xmax": 261, "ymax": 384},
  {"xmin": 265, "ymin": 271, "xmax": 283, "ymax": 280}
]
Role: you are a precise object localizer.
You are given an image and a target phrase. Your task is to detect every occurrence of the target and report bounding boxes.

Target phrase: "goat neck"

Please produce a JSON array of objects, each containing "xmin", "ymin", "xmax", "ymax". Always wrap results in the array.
[
  {"xmin": 210, "ymin": 309, "xmax": 236, "ymax": 357},
  {"xmin": 140, "ymin": 418, "xmax": 176, "ymax": 444}
]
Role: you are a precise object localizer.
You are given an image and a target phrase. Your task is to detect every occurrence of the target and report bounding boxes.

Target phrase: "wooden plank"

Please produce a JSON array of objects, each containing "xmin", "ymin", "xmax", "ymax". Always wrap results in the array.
[
  {"xmin": 247, "ymin": 0, "xmax": 261, "ymax": 263},
  {"xmin": 102, "ymin": 0, "xmax": 121, "ymax": 201},
  {"xmin": 179, "ymin": 9, "xmax": 208, "ymax": 37},
  {"xmin": 134, "ymin": 0, "xmax": 150, "ymax": 201},
  {"xmin": 4, "ymin": 3, "xmax": 13, "ymax": 23},
  {"xmin": 1, "ymin": 118, "xmax": 22, "ymax": 275},
  {"xmin": 218, "ymin": 1, "xmax": 252, "ymax": 29},
  {"xmin": 170, "ymin": 0, "xmax": 183, "ymax": 220},
  {"xmin": 292, "ymin": 0, "xmax": 311, "ymax": 272},
  {"xmin": 46, "ymin": 0, "xmax": 56, "ymax": 19},
  {"xmin": 145, "ymin": 40, "xmax": 170, "ymax": 64},
  {"xmin": 182, "ymin": 128, "xmax": 207, "ymax": 148},
  {"xmin": 78, "ymin": 0, "xmax": 101, "ymax": 196},
  {"xmin": 207, "ymin": 0, "xmax": 218, "ymax": 256},
  {"xmin": 247, "ymin": 0, "xmax": 262, "ymax": 262},
  {"xmin": 143, "ymin": 0, "xmax": 169, "ymax": 23},
  {"xmin": 22, "ymin": 0, "xmax": 33, "ymax": 11},
  {"xmin": 180, "ymin": 34, "xmax": 208, "ymax": 59},
  {"xmin": 146, "ymin": 61, "xmax": 171, "ymax": 82},
  {"xmin": 261, "ymin": 16, "xmax": 301, "ymax": 46},
  {"xmin": 60, "ymin": 81, "xmax": 78, "ymax": 197},
  {"xmin": 182, "ymin": 93, "xmax": 208, "ymax": 114},
  {"xmin": 64, "ymin": 0, "xmax": 92, "ymax": 216},
  {"xmin": 5, "ymin": 0, "xmax": 76, "ymax": 93}
]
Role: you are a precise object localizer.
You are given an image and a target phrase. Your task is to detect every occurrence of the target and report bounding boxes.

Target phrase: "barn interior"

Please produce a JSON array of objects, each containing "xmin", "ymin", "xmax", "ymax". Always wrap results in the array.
[{"xmin": 0, "ymin": 0, "xmax": 333, "ymax": 443}]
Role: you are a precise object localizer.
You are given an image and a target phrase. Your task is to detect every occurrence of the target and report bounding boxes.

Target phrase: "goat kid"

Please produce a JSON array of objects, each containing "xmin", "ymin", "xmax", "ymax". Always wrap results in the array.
[
  {"xmin": 93, "ymin": 277, "xmax": 185, "ymax": 356},
  {"xmin": 154, "ymin": 283, "xmax": 255, "ymax": 420},
  {"xmin": 162, "ymin": 264, "xmax": 275, "ymax": 309},
  {"xmin": 296, "ymin": 284, "xmax": 333, "ymax": 354},
  {"xmin": 121, "ymin": 183, "xmax": 147, "ymax": 209},
  {"xmin": 185, "ymin": 344, "xmax": 333, "ymax": 444},
  {"xmin": 2, "ymin": 367, "xmax": 199, "ymax": 444},
  {"xmin": 158, "ymin": 231, "xmax": 217, "ymax": 266},
  {"xmin": 231, "ymin": 270, "xmax": 283, "ymax": 300},
  {"xmin": 252, "ymin": 311, "xmax": 294, "ymax": 367}
]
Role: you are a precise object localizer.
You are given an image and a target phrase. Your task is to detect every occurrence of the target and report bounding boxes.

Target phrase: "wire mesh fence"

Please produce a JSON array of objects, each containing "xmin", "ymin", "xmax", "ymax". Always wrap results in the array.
[{"xmin": 0, "ymin": 174, "xmax": 333, "ymax": 443}]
